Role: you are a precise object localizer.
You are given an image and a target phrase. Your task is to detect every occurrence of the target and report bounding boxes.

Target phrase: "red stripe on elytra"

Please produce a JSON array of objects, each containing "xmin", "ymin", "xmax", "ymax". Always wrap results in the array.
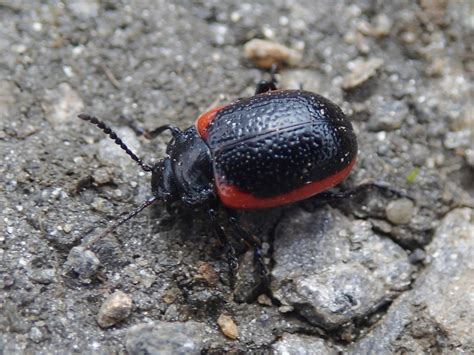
[
  {"xmin": 195, "ymin": 104, "xmax": 227, "ymax": 140},
  {"xmin": 216, "ymin": 158, "xmax": 357, "ymax": 210}
]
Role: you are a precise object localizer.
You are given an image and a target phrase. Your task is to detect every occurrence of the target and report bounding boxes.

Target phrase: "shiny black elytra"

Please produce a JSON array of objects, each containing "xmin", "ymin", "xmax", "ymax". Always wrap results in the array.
[
  {"xmin": 200, "ymin": 90, "xmax": 357, "ymax": 206},
  {"xmin": 78, "ymin": 73, "xmax": 359, "ymax": 281}
]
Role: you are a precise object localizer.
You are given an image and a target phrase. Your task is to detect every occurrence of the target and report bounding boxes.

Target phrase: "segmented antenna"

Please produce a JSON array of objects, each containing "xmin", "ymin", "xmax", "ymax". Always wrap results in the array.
[
  {"xmin": 78, "ymin": 113, "xmax": 153, "ymax": 172},
  {"xmin": 84, "ymin": 196, "xmax": 159, "ymax": 248}
]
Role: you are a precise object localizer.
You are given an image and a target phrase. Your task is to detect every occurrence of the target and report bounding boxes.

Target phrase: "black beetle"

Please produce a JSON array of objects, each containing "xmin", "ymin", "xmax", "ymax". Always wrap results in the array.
[{"xmin": 78, "ymin": 72, "xmax": 359, "ymax": 276}]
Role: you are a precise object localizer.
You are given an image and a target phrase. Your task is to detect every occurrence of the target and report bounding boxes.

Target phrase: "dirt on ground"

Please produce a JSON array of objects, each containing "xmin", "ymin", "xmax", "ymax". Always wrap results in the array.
[{"xmin": 1, "ymin": 1, "xmax": 473, "ymax": 354}]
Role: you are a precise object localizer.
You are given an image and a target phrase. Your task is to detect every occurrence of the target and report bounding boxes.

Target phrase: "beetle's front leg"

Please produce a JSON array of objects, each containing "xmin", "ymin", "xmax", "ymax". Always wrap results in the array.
[
  {"xmin": 118, "ymin": 115, "xmax": 182, "ymax": 139},
  {"xmin": 227, "ymin": 214, "xmax": 270, "ymax": 286}
]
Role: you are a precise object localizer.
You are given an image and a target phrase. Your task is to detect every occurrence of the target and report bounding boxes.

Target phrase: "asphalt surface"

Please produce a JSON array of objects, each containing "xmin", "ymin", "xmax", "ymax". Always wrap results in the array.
[{"xmin": 1, "ymin": 1, "xmax": 473, "ymax": 353}]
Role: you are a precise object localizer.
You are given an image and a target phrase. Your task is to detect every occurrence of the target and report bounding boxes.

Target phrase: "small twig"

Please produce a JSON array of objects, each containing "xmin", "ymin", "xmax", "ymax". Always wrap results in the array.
[{"xmin": 100, "ymin": 64, "xmax": 121, "ymax": 89}]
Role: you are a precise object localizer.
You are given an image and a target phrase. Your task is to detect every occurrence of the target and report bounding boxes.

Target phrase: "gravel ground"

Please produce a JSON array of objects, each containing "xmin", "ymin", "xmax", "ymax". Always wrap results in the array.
[{"xmin": 1, "ymin": 0, "xmax": 473, "ymax": 354}]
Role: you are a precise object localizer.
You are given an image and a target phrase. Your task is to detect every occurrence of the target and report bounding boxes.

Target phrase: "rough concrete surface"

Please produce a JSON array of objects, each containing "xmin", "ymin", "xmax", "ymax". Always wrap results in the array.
[{"xmin": 1, "ymin": 0, "xmax": 472, "ymax": 354}]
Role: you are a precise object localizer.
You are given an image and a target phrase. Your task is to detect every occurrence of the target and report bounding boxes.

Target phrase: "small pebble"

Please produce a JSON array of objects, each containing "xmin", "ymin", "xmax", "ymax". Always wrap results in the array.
[
  {"xmin": 217, "ymin": 314, "xmax": 238, "ymax": 340},
  {"xmin": 444, "ymin": 130, "xmax": 471, "ymax": 150},
  {"xmin": 370, "ymin": 218, "xmax": 393, "ymax": 234},
  {"xmin": 29, "ymin": 326, "xmax": 44, "ymax": 343},
  {"xmin": 41, "ymin": 83, "xmax": 84, "ymax": 129},
  {"xmin": 272, "ymin": 333, "xmax": 335, "ymax": 354},
  {"xmin": 278, "ymin": 305, "xmax": 294, "ymax": 313},
  {"xmin": 68, "ymin": 0, "xmax": 99, "ymax": 18},
  {"xmin": 63, "ymin": 224, "xmax": 72, "ymax": 234},
  {"xmin": 29, "ymin": 268, "xmax": 56, "ymax": 285},
  {"xmin": 162, "ymin": 287, "xmax": 180, "ymax": 304},
  {"xmin": 368, "ymin": 100, "xmax": 409, "ymax": 131},
  {"xmin": 244, "ymin": 39, "xmax": 302, "ymax": 69},
  {"xmin": 401, "ymin": 31, "xmax": 417, "ymax": 44},
  {"xmin": 197, "ymin": 262, "xmax": 218, "ymax": 285},
  {"xmin": 385, "ymin": 198, "xmax": 415, "ymax": 225},
  {"xmin": 409, "ymin": 248, "xmax": 426, "ymax": 264},
  {"xmin": 140, "ymin": 274, "xmax": 156, "ymax": 289},
  {"xmin": 210, "ymin": 23, "xmax": 231, "ymax": 46},
  {"xmin": 92, "ymin": 167, "xmax": 112, "ymax": 185},
  {"xmin": 257, "ymin": 294, "xmax": 273, "ymax": 306},
  {"xmin": 126, "ymin": 321, "xmax": 207, "ymax": 354},
  {"xmin": 357, "ymin": 14, "xmax": 392, "ymax": 38},
  {"xmin": 92, "ymin": 197, "xmax": 106, "ymax": 212},
  {"xmin": 65, "ymin": 246, "xmax": 100, "ymax": 281},
  {"xmin": 342, "ymin": 58, "xmax": 384, "ymax": 90},
  {"xmin": 465, "ymin": 149, "xmax": 474, "ymax": 167},
  {"xmin": 97, "ymin": 290, "xmax": 133, "ymax": 328},
  {"xmin": 426, "ymin": 58, "xmax": 446, "ymax": 77}
]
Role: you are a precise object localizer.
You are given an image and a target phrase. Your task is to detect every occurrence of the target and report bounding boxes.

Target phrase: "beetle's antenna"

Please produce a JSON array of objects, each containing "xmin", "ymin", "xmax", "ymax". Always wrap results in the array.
[
  {"xmin": 84, "ymin": 195, "xmax": 159, "ymax": 248},
  {"xmin": 78, "ymin": 113, "xmax": 153, "ymax": 172}
]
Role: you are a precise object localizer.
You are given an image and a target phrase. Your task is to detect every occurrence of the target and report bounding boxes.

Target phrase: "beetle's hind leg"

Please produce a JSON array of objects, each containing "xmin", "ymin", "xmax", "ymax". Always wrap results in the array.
[
  {"xmin": 254, "ymin": 64, "xmax": 279, "ymax": 95},
  {"xmin": 312, "ymin": 180, "xmax": 412, "ymax": 205}
]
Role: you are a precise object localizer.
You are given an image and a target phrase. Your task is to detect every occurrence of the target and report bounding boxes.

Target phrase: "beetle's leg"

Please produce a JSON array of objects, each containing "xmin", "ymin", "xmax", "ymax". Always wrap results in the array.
[
  {"xmin": 117, "ymin": 114, "xmax": 146, "ymax": 136},
  {"xmin": 143, "ymin": 125, "xmax": 182, "ymax": 139},
  {"xmin": 312, "ymin": 181, "xmax": 411, "ymax": 205},
  {"xmin": 254, "ymin": 64, "xmax": 279, "ymax": 94},
  {"xmin": 118, "ymin": 115, "xmax": 182, "ymax": 139},
  {"xmin": 208, "ymin": 207, "xmax": 238, "ymax": 287},
  {"xmin": 227, "ymin": 214, "xmax": 270, "ymax": 285}
]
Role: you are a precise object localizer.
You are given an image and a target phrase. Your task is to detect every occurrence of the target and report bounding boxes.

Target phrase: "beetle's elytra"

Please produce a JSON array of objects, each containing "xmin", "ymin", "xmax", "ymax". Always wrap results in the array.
[
  {"xmin": 196, "ymin": 90, "xmax": 357, "ymax": 209},
  {"xmin": 78, "ymin": 73, "xmax": 357, "ymax": 277}
]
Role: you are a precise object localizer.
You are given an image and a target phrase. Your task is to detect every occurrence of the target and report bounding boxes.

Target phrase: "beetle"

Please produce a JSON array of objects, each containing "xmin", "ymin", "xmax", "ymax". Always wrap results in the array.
[{"xmin": 78, "ymin": 73, "xmax": 358, "ymax": 277}]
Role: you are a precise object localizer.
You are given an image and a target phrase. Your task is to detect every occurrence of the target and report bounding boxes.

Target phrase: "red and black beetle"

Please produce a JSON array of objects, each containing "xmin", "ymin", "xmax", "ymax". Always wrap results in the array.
[
  {"xmin": 195, "ymin": 90, "xmax": 357, "ymax": 210},
  {"xmin": 78, "ymin": 74, "xmax": 357, "ymax": 276}
]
